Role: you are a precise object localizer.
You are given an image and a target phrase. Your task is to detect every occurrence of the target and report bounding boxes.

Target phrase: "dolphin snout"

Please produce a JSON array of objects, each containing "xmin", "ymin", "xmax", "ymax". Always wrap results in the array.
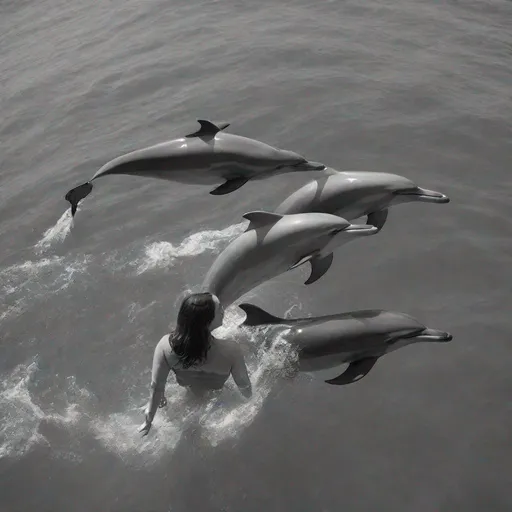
[
  {"xmin": 344, "ymin": 224, "xmax": 379, "ymax": 236},
  {"xmin": 404, "ymin": 187, "xmax": 450, "ymax": 204}
]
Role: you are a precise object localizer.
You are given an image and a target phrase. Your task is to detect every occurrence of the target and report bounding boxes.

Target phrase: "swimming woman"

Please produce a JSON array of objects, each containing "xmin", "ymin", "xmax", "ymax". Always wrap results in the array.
[{"xmin": 139, "ymin": 292, "xmax": 252, "ymax": 436}]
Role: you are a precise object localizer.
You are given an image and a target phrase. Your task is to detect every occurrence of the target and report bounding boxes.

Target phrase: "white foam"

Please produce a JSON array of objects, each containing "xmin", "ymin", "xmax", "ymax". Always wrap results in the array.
[
  {"xmin": 34, "ymin": 207, "xmax": 77, "ymax": 253},
  {"xmin": 200, "ymin": 327, "xmax": 295, "ymax": 446},
  {"xmin": 136, "ymin": 221, "xmax": 246, "ymax": 274},
  {"xmin": 198, "ymin": 306, "xmax": 297, "ymax": 446},
  {"xmin": 89, "ymin": 387, "xmax": 190, "ymax": 467}
]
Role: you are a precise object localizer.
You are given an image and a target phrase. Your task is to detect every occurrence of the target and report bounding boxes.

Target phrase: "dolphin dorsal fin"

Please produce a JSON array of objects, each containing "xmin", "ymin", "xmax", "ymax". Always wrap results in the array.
[
  {"xmin": 185, "ymin": 119, "xmax": 230, "ymax": 138},
  {"xmin": 238, "ymin": 303, "xmax": 283, "ymax": 326},
  {"xmin": 242, "ymin": 211, "xmax": 283, "ymax": 231}
]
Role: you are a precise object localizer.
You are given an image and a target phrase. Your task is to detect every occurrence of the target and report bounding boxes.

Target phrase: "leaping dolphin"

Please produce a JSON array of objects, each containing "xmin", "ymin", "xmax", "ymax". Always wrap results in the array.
[
  {"xmin": 202, "ymin": 211, "xmax": 378, "ymax": 307},
  {"xmin": 239, "ymin": 303, "xmax": 453, "ymax": 385},
  {"xmin": 64, "ymin": 120, "xmax": 326, "ymax": 216},
  {"xmin": 275, "ymin": 170, "xmax": 450, "ymax": 231}
]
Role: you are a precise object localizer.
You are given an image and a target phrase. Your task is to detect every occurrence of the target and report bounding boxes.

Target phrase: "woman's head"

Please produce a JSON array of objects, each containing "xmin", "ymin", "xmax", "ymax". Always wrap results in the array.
[{"xmin": 170, "ymin": 292, "xmax": 224, "ymax": 368}]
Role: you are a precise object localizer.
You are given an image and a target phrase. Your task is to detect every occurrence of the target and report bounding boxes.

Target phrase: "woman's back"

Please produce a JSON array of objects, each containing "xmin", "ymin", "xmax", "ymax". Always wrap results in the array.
[
  {"xmin": 172, "ymin": 337, "xmax": 245, "ymax": 390},
  {"xmin": 153, "ymin": 335, "xmax": 252, "ymax": 396}
]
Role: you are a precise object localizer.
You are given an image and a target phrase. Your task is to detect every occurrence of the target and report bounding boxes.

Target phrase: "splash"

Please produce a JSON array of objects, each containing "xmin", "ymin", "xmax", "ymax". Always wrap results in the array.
[
  {"xmin": 89, "ymin": 305, "xmax": 296, "ymax": 462},
  {"xmin": 200, "ymin": 327, "xmax": 296, "ymax": 446},
  {"xmin": 34, "ymin": 207, "xmax": 77, "ymax": 253},
  {"xmin": 135, "ymin": 221, "xmax": 247, "ymax": 274},
  {"xmin": 1, "ymin": 304, "xmax": 299, "ymax": 464},
  {"xmin": 0, "ymin": 255, "xmax": 90, "ymax": 322},
  {"xmin": 198, "ymin": 304, "xmax": 298, "ymax": 446},
  {"xmin": 89, "ymin": 386, "xmax": 192, "ymax": 467}
]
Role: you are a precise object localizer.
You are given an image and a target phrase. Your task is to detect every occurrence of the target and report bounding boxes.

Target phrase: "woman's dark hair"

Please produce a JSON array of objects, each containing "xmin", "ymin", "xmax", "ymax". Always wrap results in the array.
[{"xmin": 170, "ymin": 292, "xmax": 216, "ymax": 369}]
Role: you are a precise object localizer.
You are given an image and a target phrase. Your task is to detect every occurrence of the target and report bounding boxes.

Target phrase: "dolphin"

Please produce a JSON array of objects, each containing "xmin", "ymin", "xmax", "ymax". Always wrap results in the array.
[
  {"xmin": 202, "ymin": 211, "xmax": 378, "ymax": 306},
  {"xmin": 64, "ymin": 120, "xmax": 326, "ymax": 216},
  {"xmin": 238, "ymin": 303, "xmax": 453, "ymax": 385},
  {"xmin": 275, "ymin": 170, "xmax": 450, "ymax": 231}
]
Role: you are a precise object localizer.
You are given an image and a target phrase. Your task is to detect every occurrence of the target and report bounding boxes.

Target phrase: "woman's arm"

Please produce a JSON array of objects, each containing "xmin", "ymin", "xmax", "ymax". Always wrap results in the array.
[{"xmin": 139, "ymin": 337, "xmax": 172, "ymax": 436}]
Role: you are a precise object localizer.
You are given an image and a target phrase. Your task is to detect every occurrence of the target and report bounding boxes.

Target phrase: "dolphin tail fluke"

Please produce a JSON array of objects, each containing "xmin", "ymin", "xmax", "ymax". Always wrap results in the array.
[
  {"xmin": 325, "ymin": 356, "xmax": 380, "ymax": 386},
  {"xmin": 414, "ymin": 328, "xmax": 453, "ymax": 342},
  {"xmin": 238, "ymin": 303, "xmax": 284, "ymax": 326},
  {"xmin": 64, "ymin": 182, "xmax": 93, "ymax": 216},
  {"xmin": 186, "ymin": 119, "xmax": 230, "ymax": 138}
]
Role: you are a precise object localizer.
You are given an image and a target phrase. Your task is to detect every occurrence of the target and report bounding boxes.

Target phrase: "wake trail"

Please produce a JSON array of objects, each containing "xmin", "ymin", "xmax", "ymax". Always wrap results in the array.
[
  {"xmin": 34, "ymin": 207, "xmax": 77, "ymax": 254},
  {"xmin": 135, "ymin": 221, "xmax": 247, "ymax": 274},
  {"xmin": 33, "ymin": 210, "xmax": 245, "ymax": 275}
]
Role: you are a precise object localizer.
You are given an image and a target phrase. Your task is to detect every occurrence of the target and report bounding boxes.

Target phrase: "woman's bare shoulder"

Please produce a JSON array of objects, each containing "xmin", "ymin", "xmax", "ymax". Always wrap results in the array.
[
  {"xmin": 157, "ymin": 334, "xmax": 171, "ymax": 346},
  {"xmin": 154, "ymin": 334, "xmax": 172, "ymax": 354}
]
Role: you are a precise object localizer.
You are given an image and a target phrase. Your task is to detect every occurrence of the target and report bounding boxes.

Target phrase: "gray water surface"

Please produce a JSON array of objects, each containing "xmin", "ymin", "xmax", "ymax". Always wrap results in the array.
[{"xmin": 1, "ymin": 0, "xmax": 512, "ymax": 511}]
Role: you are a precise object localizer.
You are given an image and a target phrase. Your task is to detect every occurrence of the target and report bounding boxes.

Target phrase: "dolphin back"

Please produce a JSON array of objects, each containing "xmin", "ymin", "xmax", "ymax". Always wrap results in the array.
[
  {"xmin": 275, "ymin": 172, "xmax": 410, "ymax": 217},
  {"xmin": 275, "ymin": 174, "xmax": 369, "ymax": 216}
]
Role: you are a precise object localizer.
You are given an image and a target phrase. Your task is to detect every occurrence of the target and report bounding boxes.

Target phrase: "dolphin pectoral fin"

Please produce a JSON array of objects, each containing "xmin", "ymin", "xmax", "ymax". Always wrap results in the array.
[
  {"xmin": 325, "ymin": 357, "xmax": 380, "ymax": 386},
  {"xmin": 210, "ymin": 177, "xmax": 249, "ymax": 195},
  {"xmin": 239, "ymin": 303, "xmax": 284, "ymax": 326},
  {"xmin": 242, "ymin": 211, "xmax": 283, "ymax": 231},
  {"xmin": 367, "ymin": 209, "xmax": 388, "ymax": 231},
  {"xmin": 305, "ymin": 252, "xmax": 333, "ymax": 285},
  {"xmin": 186, "ymin": 119, "xmax": 230, "ymax": 138},
  {"xmin": 289, "ymin": 252, "xmax": 318, "ymax": 271}
]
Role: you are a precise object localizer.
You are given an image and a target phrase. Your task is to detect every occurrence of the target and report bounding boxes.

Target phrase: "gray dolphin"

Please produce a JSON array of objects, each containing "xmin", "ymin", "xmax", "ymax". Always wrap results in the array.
[
  {"xmin": 239, "ymin": 303, "xmax": 453, "ymax": 385},
  {"xmin": 202, "ymin": 211, "xmax": 378, "ymax": 306},
  {"xmin": 64, "ymin": 120, "xmax": 326, "ymax": 216},
  {"xmin": 275, "ymin": 170, "xmax": 450, "ymax": 231}
]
